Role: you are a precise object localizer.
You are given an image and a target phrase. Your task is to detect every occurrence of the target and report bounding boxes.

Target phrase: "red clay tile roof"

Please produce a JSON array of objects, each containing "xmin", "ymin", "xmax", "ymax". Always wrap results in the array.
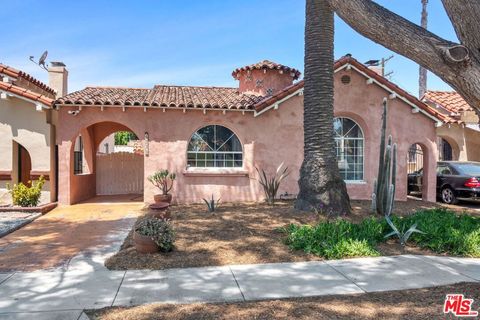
[
  {"xmin": 56, "ymin": 85, "xmax": 265, "ymax": 110},
  {"xmin": 423, "ymin": 90, "xmax": 472, "ymax": 114},
  {"xmin": 0, "ymin": 81, "xmax": 54, "ymax": 106},
  {"xmin": 0, "ymin": 64, "xmax": 55, "ymax": 95},
  {"xmin": 232, "ymin": 60, "xmax": 301, "ymax": 80},
  {"xmin": 253, "ymin": 56, "xmax": 459, "ymax": 123}
]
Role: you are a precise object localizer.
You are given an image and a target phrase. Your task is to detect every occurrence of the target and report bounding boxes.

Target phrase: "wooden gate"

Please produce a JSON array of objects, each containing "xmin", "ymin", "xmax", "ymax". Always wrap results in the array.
[{"xmin": 96, "ymin": 152, "xmax": 144, "ymax": 195}]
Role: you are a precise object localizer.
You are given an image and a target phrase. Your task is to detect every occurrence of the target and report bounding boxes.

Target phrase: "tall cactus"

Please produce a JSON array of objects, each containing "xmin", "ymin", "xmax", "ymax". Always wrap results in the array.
[{"xmin": 372, "ymin": 98, "xmax": 397, "ymax": 216}]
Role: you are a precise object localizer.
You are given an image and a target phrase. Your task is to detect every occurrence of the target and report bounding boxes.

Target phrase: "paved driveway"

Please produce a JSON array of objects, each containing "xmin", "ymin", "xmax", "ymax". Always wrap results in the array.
[{"xmin": 0, "ymin": 195, "xmax": 143, "ymax": 272}]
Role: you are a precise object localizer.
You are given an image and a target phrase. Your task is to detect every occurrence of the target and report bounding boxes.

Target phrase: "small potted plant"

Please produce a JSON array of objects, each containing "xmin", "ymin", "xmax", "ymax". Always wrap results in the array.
[
  {"xmin": 148, "ymin": 170, "xmax": 176, "ymax": 203},
  {"xmin": 133, "ymin": 218, "xmax": 175, "ymax": 253}
]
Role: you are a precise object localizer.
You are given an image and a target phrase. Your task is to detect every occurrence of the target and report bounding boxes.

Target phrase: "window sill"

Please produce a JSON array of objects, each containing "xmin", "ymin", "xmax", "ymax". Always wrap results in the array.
[
  {"xmin": 345, "ymin": 180, "xmax": 367, "ymax": 185},
  {"xmin": 183, "ymin": 168, "xmax": 249, "ymax": 177}
]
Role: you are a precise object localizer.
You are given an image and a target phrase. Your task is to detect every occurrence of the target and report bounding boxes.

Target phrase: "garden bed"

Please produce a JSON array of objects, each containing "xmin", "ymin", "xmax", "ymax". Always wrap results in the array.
[
  {"xmin": 105, "ymin": 200, "xmax": 445, "ymax": 270},
  {"xmin": 86, "ymin": 282, "xmax": 480, "ymax": 320},
  {"xmin": 0, "ymin": 202, "xmax": 57, "ymax": 214}
]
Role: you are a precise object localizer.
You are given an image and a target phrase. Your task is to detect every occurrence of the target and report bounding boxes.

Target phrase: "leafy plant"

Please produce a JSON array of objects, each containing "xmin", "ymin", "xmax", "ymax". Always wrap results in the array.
[
  {"xmin": 7, "ymin": 176, "xmax": 45, "ymax": 207},
  {"xmin": 148, "ymin": 170, "xmax": 176, "ymax": 195},
  {"xmin": 114, "ymin": 131, "xmax": 138, "ymax": 145},
  {"xmin": 284, "ymin": 217, "xmax": 384, "ymax": 259},
  {"xmin": 203, "ymin": 194, "xmax": 221, "ymax": 212},
  {"xmin": 395, "ymin": 209, "xmax": 480, "ymax": 257},
  {"xmin": 256, "ymin": 163, "xmax": 290, "ymax": 205},
  {"xmin": 135, "ymin": 218, "xmax": 175, "ymax": 252},
  {"xmin": 384, "ymin": 215, "xmax": 425, "ymax": 247}
]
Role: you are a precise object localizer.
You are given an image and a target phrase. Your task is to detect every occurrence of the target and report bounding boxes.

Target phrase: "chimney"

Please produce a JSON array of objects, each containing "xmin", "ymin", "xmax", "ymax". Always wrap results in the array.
[
  {"xmin": 48, "ymin": 61, "xmax": 68, "ymax": 98},
  {"xmin": 364, "ymin": 59, "xmax": 384, "ymax": 76}
]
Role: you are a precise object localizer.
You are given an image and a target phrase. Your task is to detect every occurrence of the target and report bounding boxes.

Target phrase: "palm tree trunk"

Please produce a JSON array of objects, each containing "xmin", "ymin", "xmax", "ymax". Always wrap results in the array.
[
  {"xmin": 295, "ymin": 0, "xmax": 351, "ymax": 216},
  {"xmin": 418, "ymin": 0, "xmax": 428, "ymax": 98}
]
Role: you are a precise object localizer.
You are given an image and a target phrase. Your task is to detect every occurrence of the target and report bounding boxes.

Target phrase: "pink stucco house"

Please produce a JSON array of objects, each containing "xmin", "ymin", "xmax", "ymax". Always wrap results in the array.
[{"xmin": 52, "ymin": 55, "xmax": 454, "ymax": 205}]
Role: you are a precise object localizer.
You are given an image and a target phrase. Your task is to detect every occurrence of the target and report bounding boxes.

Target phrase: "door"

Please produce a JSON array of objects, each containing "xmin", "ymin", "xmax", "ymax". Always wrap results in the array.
[{"xmin": 18, "ymin": 145, "xmax": 32, "ymax": 186}]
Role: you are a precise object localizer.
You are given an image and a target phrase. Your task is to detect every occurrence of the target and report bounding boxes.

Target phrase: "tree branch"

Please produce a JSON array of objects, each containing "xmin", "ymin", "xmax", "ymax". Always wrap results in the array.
[
  {"xmin": 326, "ymin": 0, "xmax": 467, "ymax": 74},
  {"xmin": 441, "ymin": 0, "xmax": 480, "ymax": 62}
]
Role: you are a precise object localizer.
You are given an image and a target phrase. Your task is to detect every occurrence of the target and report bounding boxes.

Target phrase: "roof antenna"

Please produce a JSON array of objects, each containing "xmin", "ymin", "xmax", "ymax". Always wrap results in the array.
[{"xmin": 29, "ymin": 50, "xmax": 49, "ymax": 71}]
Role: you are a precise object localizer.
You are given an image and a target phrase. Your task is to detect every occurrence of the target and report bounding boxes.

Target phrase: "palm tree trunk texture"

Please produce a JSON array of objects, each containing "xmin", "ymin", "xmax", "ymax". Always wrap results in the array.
[
  {"xmin": 295, "ymin": 0, "xmax": 351, "ymax": 216},
  {"xmin": 418, "ymin": 0, "xmax": 428, "ymax": 98}
]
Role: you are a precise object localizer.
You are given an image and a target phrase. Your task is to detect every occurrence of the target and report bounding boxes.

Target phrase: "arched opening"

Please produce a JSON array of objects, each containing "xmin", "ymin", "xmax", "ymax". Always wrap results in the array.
[
  {"xmin": 69, "ymin": 121, "xmax": 144, "ymax": 203},
  {"xmin": 407, "ymin": 143, "xmax": 425, "ymax": 199},
  {"xmin": 438, "ymin": 137, "xmax": 455, "ymax": 161}
]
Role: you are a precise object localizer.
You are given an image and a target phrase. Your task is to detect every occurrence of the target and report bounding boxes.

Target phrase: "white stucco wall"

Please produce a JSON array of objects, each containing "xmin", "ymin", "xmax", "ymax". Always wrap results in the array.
[{"xmin": 0, "ymin": 97, "xmax": 51, "ymax": 172}]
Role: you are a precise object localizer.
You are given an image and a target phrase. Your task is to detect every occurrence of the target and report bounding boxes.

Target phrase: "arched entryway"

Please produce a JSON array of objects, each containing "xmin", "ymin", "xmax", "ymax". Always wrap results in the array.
[
  {"xmin": 96, "ymin": 130, "xmax": 143, "ymax": 196},
  {"xmin": 68, "ymin": 121, "xmax": 144, "ymax": 204},
  {"xmin": 407, "ymin": 143, "xmax": 437, "ymax": 201}
]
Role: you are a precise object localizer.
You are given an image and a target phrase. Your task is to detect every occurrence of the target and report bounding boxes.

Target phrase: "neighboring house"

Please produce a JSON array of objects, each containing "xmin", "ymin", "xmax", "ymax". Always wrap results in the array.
[
  {"xmin": 54, "ymin": 55, "xmax": 451, "ymax": 205},
  {"xmin": 423, "ymin": 90, "xmax": 480, "ymax": 162},
  {"xmin": 0, "ymin": 63, "xmax": 67, "ymax": 204}
]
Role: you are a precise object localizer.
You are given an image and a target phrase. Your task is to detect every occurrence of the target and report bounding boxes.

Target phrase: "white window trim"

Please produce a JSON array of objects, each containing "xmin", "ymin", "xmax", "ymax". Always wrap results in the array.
[{"xmin": 334, "ymin": 117, "xmax": 365, "ymax": 182}]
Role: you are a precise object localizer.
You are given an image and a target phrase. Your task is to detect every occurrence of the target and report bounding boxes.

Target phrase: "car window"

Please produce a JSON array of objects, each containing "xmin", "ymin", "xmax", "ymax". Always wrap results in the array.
[
  {"xmin": 437, "ymin": 165, "xmax": 452, "ymax": 175},
  {"xmin": 453, "ymin": 163, "xmax": 480, "ymax": 175}
]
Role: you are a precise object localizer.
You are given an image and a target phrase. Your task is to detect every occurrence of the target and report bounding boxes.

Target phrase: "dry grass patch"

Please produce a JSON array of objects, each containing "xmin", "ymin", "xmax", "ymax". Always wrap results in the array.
[
  {"xmin": 86, "ymin": 282, "xmax": 480, "ymax": 320},
  {"xmin": 105, "ymin": 200, "xmax": 442, "ymax": 270}
]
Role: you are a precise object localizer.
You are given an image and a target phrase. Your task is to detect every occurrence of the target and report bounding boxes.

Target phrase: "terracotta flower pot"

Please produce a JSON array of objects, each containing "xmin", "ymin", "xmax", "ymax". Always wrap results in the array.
[
  {"xmin": 154, "ymin": 194, "xmax": 172, "ymax": 204},
  {"xmin": 134, "ymin": 231, "xmax": 159, "ymax": 254},
  {"xmin": 148, "ymin": 202, "xmax": 171, "ymax": 220}
]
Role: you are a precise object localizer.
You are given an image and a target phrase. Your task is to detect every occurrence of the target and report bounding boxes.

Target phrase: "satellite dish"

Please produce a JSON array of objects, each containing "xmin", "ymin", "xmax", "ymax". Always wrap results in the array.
[
  {"xmin": 38, "ymin": 51, "xmax": 48, "ymax": 69},
  {"xmin": 29, "ymin": 50, "xmax": 49, "ymax": 71}
]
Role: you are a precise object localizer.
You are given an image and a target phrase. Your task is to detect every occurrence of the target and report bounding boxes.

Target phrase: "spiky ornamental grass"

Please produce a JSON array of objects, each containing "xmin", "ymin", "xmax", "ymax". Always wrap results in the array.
[
  {"xmin": 256, "ymin": 163, "xmax": 290, "ymax": 205},
  {"xmin": 203, "ymin": 194, "xmax": 221, "ymax": 212}
]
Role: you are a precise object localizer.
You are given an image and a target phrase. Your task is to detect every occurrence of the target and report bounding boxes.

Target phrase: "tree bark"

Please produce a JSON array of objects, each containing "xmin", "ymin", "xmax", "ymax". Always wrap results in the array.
[
  {"xmin": 327, "ymin": 0, "xmax": 480, "ymax": 112},
  {"xmin": 295, "ymin": 0, "xmax": 351, "ymax": 216},
  {"xmin": 418, "ymin": 0, "xmax": 428, "ymax": 98}
]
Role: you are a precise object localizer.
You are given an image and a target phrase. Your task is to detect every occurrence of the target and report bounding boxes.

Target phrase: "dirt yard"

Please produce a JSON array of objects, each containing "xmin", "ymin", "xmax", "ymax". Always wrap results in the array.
[
  {"xmin": 86, "ymin": 282, "xmax": 480, "ymax": 320},
  {"xmin": 105, "ymin": 199, "xmax": 447, "ymax": 270}
]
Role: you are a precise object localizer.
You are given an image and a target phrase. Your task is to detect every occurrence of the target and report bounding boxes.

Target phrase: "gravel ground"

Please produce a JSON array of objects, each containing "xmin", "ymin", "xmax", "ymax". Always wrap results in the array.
[{"xmin": 0, "ymin": 211, "xmax": 41, "ymax": 238}]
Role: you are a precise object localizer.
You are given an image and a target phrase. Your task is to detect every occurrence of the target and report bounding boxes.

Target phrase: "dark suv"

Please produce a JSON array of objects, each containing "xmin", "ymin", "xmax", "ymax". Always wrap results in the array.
[{"xmin": 407, "ymin": 161, "xmax": 480, "ymax": 204}]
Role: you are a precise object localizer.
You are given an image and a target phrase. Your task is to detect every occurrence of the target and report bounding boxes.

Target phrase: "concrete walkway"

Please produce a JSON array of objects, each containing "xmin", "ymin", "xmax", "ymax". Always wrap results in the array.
[
  {"xmin": 0, "ymin": 195, "xmax": 142, "ymax": 272},
  {"xmin": 0, "ymin": 255, "xmax": 478, "ymax": 319}
]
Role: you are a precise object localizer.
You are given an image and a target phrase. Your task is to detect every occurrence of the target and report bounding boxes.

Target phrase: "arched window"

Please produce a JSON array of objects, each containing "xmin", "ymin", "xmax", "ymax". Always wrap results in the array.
[
  {"xmin": 73, "ymin": 135, "xmax": 84, "ymax": 174},
  {"xmin": 187, "ymin": 125, "xmax": 243, "ymax": 168},
  {"xmin": 334, "ymin": 117, "xmax": 364, "ymax": 181},
  {"xmin": 438, "ymin": 138, "xmax": 453, "ymax": 161}
]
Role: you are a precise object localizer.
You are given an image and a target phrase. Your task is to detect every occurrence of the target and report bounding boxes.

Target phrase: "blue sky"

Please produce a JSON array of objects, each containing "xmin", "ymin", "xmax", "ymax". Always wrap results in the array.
[{"xmin": 2, "ymin": 1, "xmax": 457, "ymax": 96}]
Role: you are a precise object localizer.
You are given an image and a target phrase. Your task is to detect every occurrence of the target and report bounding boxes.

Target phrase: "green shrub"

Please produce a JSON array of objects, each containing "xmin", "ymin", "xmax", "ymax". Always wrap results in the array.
[
  {"xmin": 135, "ymin": 218, "xmax": 176, "ymax": 252},
  {"xmin": 114, "ymin": 131, "xmax": 138, "ymax": 145},
  {"xmin": 284, "ymin": 217, "xmax": 384, "ymax": 259},
  {"xmin": 392, "ymin": 209, "xmax": 480, "ymax": 257},
  {"xmin": 283, "ymin": 208, "xmax": 480, "ymax": 259},
  {"xmin": 7, "ymin": 176, "xmax": 45, "ymax": 207}
]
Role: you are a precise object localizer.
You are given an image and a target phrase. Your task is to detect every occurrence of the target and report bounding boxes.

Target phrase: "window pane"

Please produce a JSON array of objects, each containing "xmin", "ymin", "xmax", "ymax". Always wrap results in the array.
[
  {"xmin": 187, "ymin": 125, "xmax": 243, "ymax": 168},
  {"xmin": 334, "ymin": 117, "xmax": 364, "ymax": 181}
]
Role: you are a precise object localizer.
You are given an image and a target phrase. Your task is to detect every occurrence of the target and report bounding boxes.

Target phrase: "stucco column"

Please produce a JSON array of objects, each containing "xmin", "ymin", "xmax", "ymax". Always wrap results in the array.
[
  {"xmin": 57, "ymin": 140, "xmax": 72, "ymax": 205},
  {"xmin": 422, "ymin": 143, "xmax": 438, "ymax": 202}
]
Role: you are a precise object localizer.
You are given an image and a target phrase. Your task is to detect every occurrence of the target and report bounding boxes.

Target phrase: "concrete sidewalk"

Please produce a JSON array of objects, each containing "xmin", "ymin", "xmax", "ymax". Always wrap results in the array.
[{"xmin": 0, "ymin": 255, "xmax": 478, "ymax": 319}]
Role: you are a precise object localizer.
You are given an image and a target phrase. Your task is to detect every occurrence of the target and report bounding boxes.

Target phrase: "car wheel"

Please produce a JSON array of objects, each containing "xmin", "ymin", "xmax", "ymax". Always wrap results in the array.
[{"xmin": 441, "ymin": 187, "xmax": 458, "ymax": 205}]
